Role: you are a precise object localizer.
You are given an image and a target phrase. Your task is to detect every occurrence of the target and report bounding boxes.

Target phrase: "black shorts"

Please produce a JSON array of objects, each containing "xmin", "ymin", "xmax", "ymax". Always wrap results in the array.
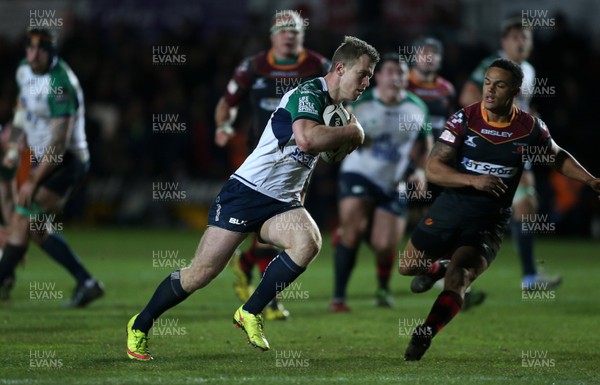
[
  {"xmin": 36, "ymin": 151, "xmax": 89, "ymax": 198},
  {"xmin": 410, "ymin": 194, "xmax": 510, "ymax": 264},
  {"xmin": 207, "ymin": 178, "xmax": 302, "ymax": 233},
  {"xmin": 338, "ymin": 172, "xmax": 407, "ymax": 217}
]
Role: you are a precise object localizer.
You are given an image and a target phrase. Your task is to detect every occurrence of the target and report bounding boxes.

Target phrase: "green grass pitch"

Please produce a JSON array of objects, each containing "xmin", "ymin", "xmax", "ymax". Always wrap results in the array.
[{"xmin": 0, "ymin": 227, "xmax": 598, "ymax": 384}]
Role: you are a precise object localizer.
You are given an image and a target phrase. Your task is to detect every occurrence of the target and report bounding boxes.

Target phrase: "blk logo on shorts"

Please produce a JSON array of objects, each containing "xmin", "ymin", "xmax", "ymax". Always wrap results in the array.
[{"xmin": 229, "ymin": 217, "xmax": 247, "ymax": 226}]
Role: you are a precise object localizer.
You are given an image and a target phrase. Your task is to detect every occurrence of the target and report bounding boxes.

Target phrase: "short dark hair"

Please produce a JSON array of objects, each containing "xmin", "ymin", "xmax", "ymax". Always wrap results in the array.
[
  {"xmin": 488, "ymin": 58, "xmax": 524, "ymax": 88},
  {"xmin": 26, "ymin": 27, "xmax": 57, "ymax": 54},
  {"xmin": 329, "ymin": 36, "xmax": 380, "ymax": 72},
  {"xmin": 375, "ymin": 52, "xmax": 399, "ymax": 73},
  {"xmin": 413, "ymin": 36, "xmax": 443, "ymax": 57}
]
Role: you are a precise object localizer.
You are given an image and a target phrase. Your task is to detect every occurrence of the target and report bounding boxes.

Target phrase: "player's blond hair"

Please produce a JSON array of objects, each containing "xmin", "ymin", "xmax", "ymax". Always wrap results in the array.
[{"xmin": 329, "ymin": 36, "xmax": 380, "ymax": 72}]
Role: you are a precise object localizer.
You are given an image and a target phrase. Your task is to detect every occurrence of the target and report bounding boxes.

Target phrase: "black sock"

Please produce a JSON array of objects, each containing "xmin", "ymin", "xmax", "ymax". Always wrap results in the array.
[
  {"xmin": 243, "ymin": 252, "xmax": 305, "ymax": 315},
  {"xmin": 0, "ymin": 244, "xmax": 28, "ymax": 283},
  {"xmin": 511, "ymin": 220, "xmax": 536, "ymax": 276},
  {"xmin": 40, "ymin": 233, "xmax": 91, "ymax": 285},
  {"xmin": 133, "ymin": 270, "xmax": 190, "ymax": 333},
  {"xmin": 333, "ymin": 244, "xmax": 358, "ymax": 300}
]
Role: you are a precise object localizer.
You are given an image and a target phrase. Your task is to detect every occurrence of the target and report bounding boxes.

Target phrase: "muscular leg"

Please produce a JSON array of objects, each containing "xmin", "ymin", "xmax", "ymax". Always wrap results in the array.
[
  {"xmin": 133, "ymin": 226, "xmax": 248, "ymax": 333},
  {"xmin": 332, "ymin": 197, "xmax": 372, "ymax": 306},
  {"xmin": 512, "ymin": 193, "xmax": 537, "ymax": 280},
  {"xmin": 0, "ymin": 185, "xmax": 65, "ymax": 285},
  {"xmin": 405, "ymin": 245, "xmax": 489, "ymax": 361},
  {"xmin": 425, "ymin": 246, "xmax": 488, "ymax": 334},
  {"xmin": 369, "ymin": 208, "xmax": 405, "ymax": 305},
  {"xmin": 29, "ymin": 186, "xmax": 96, "ymax": 286},
  {"xmin": 243, "ymin": 208, "xmax": 321, "ymax": 315}
]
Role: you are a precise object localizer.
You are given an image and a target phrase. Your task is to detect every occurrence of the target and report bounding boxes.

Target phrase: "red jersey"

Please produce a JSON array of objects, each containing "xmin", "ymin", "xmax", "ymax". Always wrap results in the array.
[
  {"xmin": 437, "ymin": 102, "xmax": 552, "ymax": 211},
  {"xmin": 224, "ymin": 48, "xmax": 330, "ymax": 149},
  {"xmin": 407, "ymin": 71, "xmax": 455, "ymax": 139}
]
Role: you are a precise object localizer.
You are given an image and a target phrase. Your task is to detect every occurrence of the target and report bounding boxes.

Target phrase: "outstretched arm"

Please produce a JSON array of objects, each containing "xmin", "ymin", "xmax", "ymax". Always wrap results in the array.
[{"xmin": 549, "ymin": 139, "xmax": 600, "ymax": 197}]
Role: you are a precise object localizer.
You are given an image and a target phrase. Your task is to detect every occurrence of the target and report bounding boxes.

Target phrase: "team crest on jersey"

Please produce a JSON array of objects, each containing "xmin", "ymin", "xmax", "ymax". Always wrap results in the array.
[{"xmin": 447, "ymin": 112, "xmax": 464, "ymax": 128}]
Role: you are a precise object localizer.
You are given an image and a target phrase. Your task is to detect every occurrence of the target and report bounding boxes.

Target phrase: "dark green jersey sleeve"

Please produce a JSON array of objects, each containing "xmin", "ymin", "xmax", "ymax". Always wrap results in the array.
[
  {"xmin": 286, "ymin": 81, "xmax": 328, "ymax": 124},
  {"xmin": 47, "ymin": 63, "xmax": 77, "ymax": 117}
]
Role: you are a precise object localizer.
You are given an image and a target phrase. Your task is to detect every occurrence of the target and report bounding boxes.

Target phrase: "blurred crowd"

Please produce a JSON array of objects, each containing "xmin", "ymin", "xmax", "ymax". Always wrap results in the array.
[{"xmin": 0, "ymin": 2, "xmax": 598, "ymax": 234}]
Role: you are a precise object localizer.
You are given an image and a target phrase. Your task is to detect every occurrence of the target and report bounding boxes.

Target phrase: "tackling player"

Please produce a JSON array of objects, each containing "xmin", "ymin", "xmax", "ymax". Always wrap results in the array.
[
  {"xmin": 399, "ymin": 58, "xmax": 599, "ymax": 361},
  {"xmin": 459, "ymin": 17, "xmax": 562, "ymax": 292},
  {"xmin": 407, "ymin": 36, "xmax": 486, "ymax": 309},
  {"xmin": 330, "ymin": 53, "xmax": 431, "ymax": 312},
  {"xmin": 126, "ymin": 36, "xmax": 379, "ymax": 360},
  {"xmin": 0, "ymin": 28, "xmax": 104, "ymax": 307},
  {"xmin": 214, "ymin": 10, "xmax": 330, "ymax": 320}
]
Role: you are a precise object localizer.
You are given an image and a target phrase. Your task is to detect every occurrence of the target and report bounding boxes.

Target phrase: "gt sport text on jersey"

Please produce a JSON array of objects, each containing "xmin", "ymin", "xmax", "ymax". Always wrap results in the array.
[
  {"xmin": 233, "ymin": 78, "xmax": 335, "ymax": 203},
  {"xmin": 16, "ymin": 57, "xmax": 88, "ymax": 162}
]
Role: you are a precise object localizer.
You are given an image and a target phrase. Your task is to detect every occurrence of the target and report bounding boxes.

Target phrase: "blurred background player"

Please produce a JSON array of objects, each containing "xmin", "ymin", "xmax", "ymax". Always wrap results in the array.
[
  {"xmin": 330, "ymin": 53, "xmax": 432, "ymax": 312},
  {"xmin": 0, "ymin": 123, "xmax": 24, "ymax": 299},
  {"xmin": 408, "ymin": 37, "xmax": 455, "ymax": 140},
  {"xmin": 459, "ymin": 17, "xmax": 562, "ymax": 291},
  {"xmin": 214, "ymin": 10, "xmax": 330, "ymax": 320},
  {"xmin": 0, "ymin": 28, "xmax": 103, "ymax": 307}
]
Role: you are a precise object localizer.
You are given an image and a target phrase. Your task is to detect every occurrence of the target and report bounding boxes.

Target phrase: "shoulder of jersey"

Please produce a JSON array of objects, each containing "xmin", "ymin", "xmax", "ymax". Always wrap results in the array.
[
  {"xmin": 437, "ymin": 76, "xmax": 456, "ymax": 94},
  {"xmin": 49, "ymin": 59, "xmax": 72, "ymax": 79},
  {"xmin": 461, "ymin": 102, "xmax": 480, "ymax": 122},
  {"xmin": 513, "ymin": 106, "xmax": 536, "ymax": 129},
  {"xmin": 305, "ymin": 49, "xmax": 328, "ymax": 63},
  {"xmin": 296, "ymin": 77, "xmax": 323, "ymax": 94},
  {"xmin": 481, "ymin": 54, "xmax": 500, "ymax": 66},
  {"xmin": 16, "ymin": 58, "xmax": 29, "ymax": 79},
  {"xmin": 250, "ymin": 51, "xmax": 270, "ymax": 69},
  {"xmin": 520, "ymin": 60, "xmax": 536, "ymax": 73},
  {"xmin": 405, "ymin": 90, "xmax": 428, "ymax": 110}
]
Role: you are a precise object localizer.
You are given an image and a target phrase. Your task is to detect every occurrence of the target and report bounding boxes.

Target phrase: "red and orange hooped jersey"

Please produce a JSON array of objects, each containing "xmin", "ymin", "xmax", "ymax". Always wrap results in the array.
[
  {"xmin": 407, "ymin": 72, "xmax": 455, "ymax": 139},
  {"xmin": 437, "ymin": 102, "xmax": 551, "ymax": 211},
  {"xmin": 223, "ymin": 49, "xmax": 330, "ymax": 150}
]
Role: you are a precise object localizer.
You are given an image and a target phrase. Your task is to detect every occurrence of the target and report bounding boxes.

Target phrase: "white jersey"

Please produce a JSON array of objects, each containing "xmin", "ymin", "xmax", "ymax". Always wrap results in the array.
[
  {"xmin": 233, "ymin": 77, "xmax": 333, "ymax": 203},
  {"xmin": 16, "ymin": 57, "xmax": 89, "ymax": 162},
  {"xmin": 341, "ymin": 88, "xmax": 431, "ymax": 193}
]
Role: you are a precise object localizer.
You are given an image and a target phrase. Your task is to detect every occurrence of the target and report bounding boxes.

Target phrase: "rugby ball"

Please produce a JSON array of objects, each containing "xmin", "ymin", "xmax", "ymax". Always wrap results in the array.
[{"xmin": 320, "ymin": 104, "xmax": 352, "ymax": 163}]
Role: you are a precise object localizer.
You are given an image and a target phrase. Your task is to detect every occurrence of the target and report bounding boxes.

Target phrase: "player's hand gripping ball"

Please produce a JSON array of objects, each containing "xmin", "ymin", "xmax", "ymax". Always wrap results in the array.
[{"xmin": 320, "ymin": 104, "xmax": 352, "ymax": 163}]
